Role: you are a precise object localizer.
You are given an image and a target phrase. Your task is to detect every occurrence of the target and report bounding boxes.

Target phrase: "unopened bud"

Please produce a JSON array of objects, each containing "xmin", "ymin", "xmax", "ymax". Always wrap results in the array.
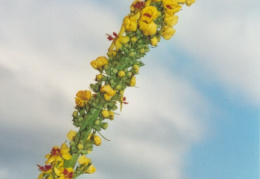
[
  {"xmin": 72, "ymin": 111, "xmax": 78, "ymax": 118},
  {"xmin": 101, "ymin": 122, "xmax": 108, "ymax": 129}
]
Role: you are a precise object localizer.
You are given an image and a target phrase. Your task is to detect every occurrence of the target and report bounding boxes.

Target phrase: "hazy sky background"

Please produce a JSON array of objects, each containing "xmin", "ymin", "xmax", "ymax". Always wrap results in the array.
[{"xmin": 0, "ymin": 0, "xmax": 259, "ymax": 179}]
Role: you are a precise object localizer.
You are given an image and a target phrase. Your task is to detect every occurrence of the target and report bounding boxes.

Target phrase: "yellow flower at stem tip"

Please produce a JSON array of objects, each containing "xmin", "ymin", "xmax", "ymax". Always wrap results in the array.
[{"xmin": 67, "ymin": 130, "xmax": 77, "ymax": 141}]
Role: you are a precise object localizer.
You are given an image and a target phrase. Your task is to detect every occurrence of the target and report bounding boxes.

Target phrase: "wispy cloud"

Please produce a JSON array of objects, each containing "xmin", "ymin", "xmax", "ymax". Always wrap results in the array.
[{"xmin": 175, "ymin": 0, "xmax": 260, "ymax": 105}]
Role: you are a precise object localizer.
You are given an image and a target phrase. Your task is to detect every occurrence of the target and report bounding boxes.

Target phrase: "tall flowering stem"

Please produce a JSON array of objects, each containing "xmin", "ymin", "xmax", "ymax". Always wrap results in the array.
[{"xmin": 37, "ymin": 0, "xmax": 195, "ymax": 178}]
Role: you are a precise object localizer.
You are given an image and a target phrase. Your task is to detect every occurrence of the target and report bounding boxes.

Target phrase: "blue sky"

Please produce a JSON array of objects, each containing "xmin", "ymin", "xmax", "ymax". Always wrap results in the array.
[{"xmin": 0, "ymin": 0, "xmax": 259, "ymax": 179}]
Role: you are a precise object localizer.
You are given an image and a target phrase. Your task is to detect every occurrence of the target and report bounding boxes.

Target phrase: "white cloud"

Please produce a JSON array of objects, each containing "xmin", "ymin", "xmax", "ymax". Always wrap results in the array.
[{"xmin": 175, "ymin": 0, "xmax": 260, "ymax": 105}]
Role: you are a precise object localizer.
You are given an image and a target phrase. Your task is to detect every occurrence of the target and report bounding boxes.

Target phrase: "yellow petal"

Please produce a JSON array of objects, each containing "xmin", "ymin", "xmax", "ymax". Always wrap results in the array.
[
  {"xmin": 161, "ymin": 26, "xmax": 176, "ymax": 40},
  {"xmin": 62, "ymin": 153, "xmax": 72, "ymax": 160},
  {"xmin": 38, "ymin": 173, "xmax": 44, "ymax": 179},
  {"xmin": 67, "ymin": 130, "xmax": 77, "ymax": 141},
  {"xmin": 139, "ymin": 21, "xmax": 157, "ymax": 36},
  {"xmin": 118, "ymin": 36, "xmax": 130, "ymax": 44},
  {"xmin": 85, "ymin": 164, "xmax": 96, "ymax": 174},
  {"xmin": 78, "ymin": 155, "xmax": 91, "ymax": 165},
  {"xmin": 102, "ymin": 110, "xmax": 110, "ymax": 118},
  {"xmin": 93, "ymin": 135, "xmax": 101, "ymax": 146}
]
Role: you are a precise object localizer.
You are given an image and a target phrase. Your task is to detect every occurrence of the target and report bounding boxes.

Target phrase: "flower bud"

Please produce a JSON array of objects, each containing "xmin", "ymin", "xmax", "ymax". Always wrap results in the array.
[
  {"xmin": 113, "ymin": 68, "xmax": 118, "ymax": 74},
  {"xmin": 101, "ymin": 122, "xmax": 108, "ymax": 129},
  {"xmin": 72, "ymin": 111, "xmax": 78, "ymax": 118},
  {"xmin": 127, "ymin": 72, "xmax": 132, "ymax": 77},
  {"xmin": 77, "ymin": 143, "xmax": 84, "ymax": 150},
  {"xmin": 139, "ymin": 48, "xmax": 146, "ymax": 53},
  {"xmin": 151, "ymin": 36, "xmax": 158, "ymax": 46},
  {"xmin": 130, "ymin": 76, "xmax": 136, "ymax": 86},
  {"xmin": 129, "ymin": 51, "xmax": 136, "ymax": 57},
  {"xmin": 116, "ymin": 85, "xmax": 122, "ymax": 90},
  {"xmin": 95, "ymin": 120, "xmax": 100, "ymax": 125},
  {"xmin": 80, "ymin": 109, "xmax": 85, "ymax": 116},
  {"xmin": 93, "ymin": 135, "xmax": 101, "ymax": 146},
  {"xmin": 109, "ymin": 111, "xmax": 114, "ymax": 120},
  {"xmin": 131, "ymin": 37, "xmax": 138, "ymax": 42},
  {"xmin": 118, "ymin": 70, "xmax": 126, "ymax": 77},
  {"xmin": 102, "ymin": 110, "xmax": 110, "ymax": 118},
  {"xmin": 78, "ymin": 116, "xmax": 83, "ymax": 122},
  {"xmin": 96, "ymin": 74, "xmax": 103, "ymax": 81},
  {"xmin": 85, "ymin": 164, "xmax": 96, "ymax": 174},
  {"xmin": 133, "ymin": 65, "xmax": 139, "ymax": 73}
]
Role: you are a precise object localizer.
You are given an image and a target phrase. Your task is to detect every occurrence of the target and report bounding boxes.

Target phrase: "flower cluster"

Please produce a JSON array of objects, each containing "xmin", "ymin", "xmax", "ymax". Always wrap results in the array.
[{"xmin": 37, "ymin": 0, "xmax": 195, "ymax": 178}]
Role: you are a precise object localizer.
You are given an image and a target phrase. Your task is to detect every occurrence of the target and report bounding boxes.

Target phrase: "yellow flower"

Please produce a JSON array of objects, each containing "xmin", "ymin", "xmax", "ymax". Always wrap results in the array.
[
  {"xmin": 118, "ymin": 70, "xmax": 126, "ymax": 77},
  {"xmin": 131, "ymin": 0, "xmax": 145, "ymax": 12},
  {"xmin": 78, "ymin": 155, "xmax": 91, "ymax": 166},
  {"xmin": 54, "ymin": 167, "xmax": 74, "ymax": 179},
  {"xmin": 114, "ymin": 36, "xmax": 130, "ymax": 50},
  {"xmin": 93, "ymin": 135, "xmax": 101, "ymax": 146},
  {"xmin": 176, "ymin": 0, "xmax": 185, "ymax": 3},
  {"xmin": 37, "ymin": 165, "xmax": 53, "ymax": 179},
  {"xmin": 108, "ymin": 26, "xmax": 130, "ymax": 51},
  {"xmin": 186, "ymin": 0, "xmax": 195, "ymax": 6},
  {"xmin": 145, "ymin": 0, "xmax": 152, "ymax": 6},
  {"xmin": 100, "ymin": 85, "xmax": 115, "ymax": 96},
  {"xmin": 140, "ymin": 6, "xmax": 159, "ymax": 23},
  {"xmin": 96, "ymin": 74, "xmax": 103, "ymax": 81},
  {"xmin": 75, "ymin": 97, "xmax": 85, "ymax": 107},
  {"xmin": 163, "ymin": 0, "xmax": 182, "ymax": 15},
  {"xmin": 104, "ymin": 93, "xmax": 112, "ymax": 101},
  {"xmin": 133, "ymin": 65, "xmax": 140, "ymax": 73},
  {"xmin": 102, "ymin": 110, "xmax": 110, "ymax": 118},
  {"xmin": 67, "ymin": 130, "xmax": 77, "ymax": 141},
  {"xmin": 123, "ymin": 12, "xmax": 140, "ymax": 32},
  {"xmin": 161, "ymin": 25, "xmax": 176, "ymax": 40},
  {"xmin": 164, "ymin": 13, "xmax": 178, "ymax": 27},
  {"xmin": 75, "ymin": 90, "xmax": 92, "ymax": 107},
  {"xmin": 130, "ymin": 76, "xmax": 136, "ymax": 86},
  {"xmin": 139, "ymin": 20, "xmax": 157, "ymax": 36},
  {"xmin": 109, "ymin": 111, "xmax": 114, "ymax": 120},
  {"xmin": 151, "ymin": 36, "xmax": 158, "ymax": 46},
  {"xmin": 85, "ymin": 164, "xmax": 96, "ymax": 174},
  {"xmin": 91, "ymin": 56, "xmax": 108, "ymax": 70},
  {"xmin": 45, "ymin": 143, "xmax": 72, "ymax": 164},
  {"xmin": 100, "ymin": 84, "xmax": 117, "ymax": 101}
]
